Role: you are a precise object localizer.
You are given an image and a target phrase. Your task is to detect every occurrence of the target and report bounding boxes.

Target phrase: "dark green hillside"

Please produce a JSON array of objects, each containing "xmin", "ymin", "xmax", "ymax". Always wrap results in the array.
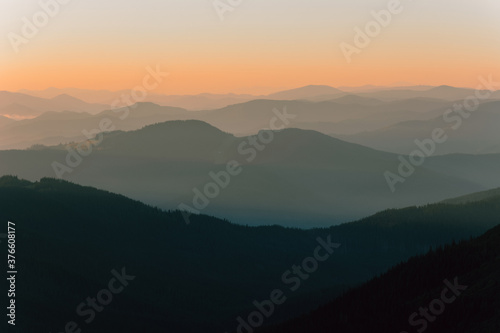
[
  {"xmin": 0, "ymin": 176, "xmax": 499, "ymax": 332},
  {"xmin": 260, "ymin": 195, "xmax": 500, "ymax": 333}
]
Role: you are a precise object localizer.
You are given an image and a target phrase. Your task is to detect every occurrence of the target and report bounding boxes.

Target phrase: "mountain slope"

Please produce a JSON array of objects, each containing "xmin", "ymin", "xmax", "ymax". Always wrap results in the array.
[
  {"xmin": 0, "ymin": 120, "xmax": 490, "ymax": 227},
  {"xmin": 0, "ymin": 91, "xmax": 109, "ymax": 118},
  {"xmin": 442, "ymin": 187, "xmax": 500, "ymax": 204},
  {"xmin": 0, "ymin": 103, "xmax": 190, "ymax": 150},
  {"xmin": 193, "ymin": 97, "xmax": 453, "ymax": 136},
  {"xmin": 0, "ymin": 96, "xmax": 460, "ymax": 149},
  {"xmin": 259, "ymin": 195, "xmax": 500, "ymax": 333},
  {"xmin": 358, "ymin": 85, "xmax": 500, "ymax": 101},
  {"xmin": 18, "ymin": 87, "xmax": 128, "ymax": 103},
  {"xmin": 0, "ymin": 114, "xmax": 15, "ymax": 127},
  {"xmin": 1, "ymin": 177, "xmax": 499, "ymax": 333},
  {"xmin": 344, "ymin": 100, "xmax": 500, "ymax": 154},
  {"xmin": 329, "ymin": 94, "xmax": 383, "ymax": 105},
  {"xmin": 266, "ymin": 85, "xmax": 344, "ymax": 100}
]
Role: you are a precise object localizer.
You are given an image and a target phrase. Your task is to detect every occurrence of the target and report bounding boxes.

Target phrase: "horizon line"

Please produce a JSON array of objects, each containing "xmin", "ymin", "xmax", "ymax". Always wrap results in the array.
[{"xmin": 6, "ymin": 83, "xmax": 485, "ymax": 97}]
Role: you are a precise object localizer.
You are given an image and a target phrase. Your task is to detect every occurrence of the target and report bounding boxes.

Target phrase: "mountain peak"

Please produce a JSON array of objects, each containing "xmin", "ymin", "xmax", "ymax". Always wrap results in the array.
[
  {"xmin": 267, "ymin": 85, "xmax": 344, "ymax": 100},
  {"xmin": 331, "ymin": 94, "xmax": 383, "ymax": 105},
  {"xmin": 51, "ymin": 93, "xmax": 83, "ymax": 102}
]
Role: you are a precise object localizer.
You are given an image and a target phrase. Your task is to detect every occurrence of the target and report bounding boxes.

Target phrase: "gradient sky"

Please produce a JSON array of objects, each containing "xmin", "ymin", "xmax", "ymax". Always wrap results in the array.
[{"xmin": 1, "ymin": 0, "xmax": 500, "ymax": 95}]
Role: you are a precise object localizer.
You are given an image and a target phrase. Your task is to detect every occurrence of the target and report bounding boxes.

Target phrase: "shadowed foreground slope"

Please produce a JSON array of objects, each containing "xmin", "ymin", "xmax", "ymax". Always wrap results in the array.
[
  {"xmin": 0, "ymin": 176, "xmax": 498, "ymax": 332},
  {"xmin": 260, "ymin": 196, "xmax": 500, "ymax": 333}
]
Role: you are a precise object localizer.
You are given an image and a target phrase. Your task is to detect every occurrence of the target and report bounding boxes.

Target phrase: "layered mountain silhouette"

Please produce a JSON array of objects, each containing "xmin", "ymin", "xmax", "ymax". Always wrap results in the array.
[
  {"xmin": 0, "ymin": 176, "xmax": 498, "ymax": 333},
  {"xmin": 259, "ymin": 194, "xmax": 500, "ymax": 333},
  {"xmin": 18, "ymin": 88, "xmax": 258, "ymax": 109},
  {"xmin": 266, "ymin": 85, "xmax": 344, "ymax": 100},
  {"xmin": 0, "ymin": 103, "xmax": 190, "ymax": 149},
  {"xmin": 10, "ymin": 85, "xmax": 499, "ymax": 121},
  {"xmin": 356, "ymin": 85, "xmax": 500, "ymax": 101},
  {"xmin": 442, "ymin": 187, "xmax": 500, "ymax": 204},
  {"xmin": 0, "ymin": 120, "xmax": 498, "ymax": 227},
  {"xmin": 0, "ymin": 91, "xmax": 110, "ymax": 118},
  {"xmin": 344, "ymin": 100, "xmax": 500, "ymax": 154},
  {"xmin": 0, "ymin": 96, "xmax": 464, "ymax": 149}
]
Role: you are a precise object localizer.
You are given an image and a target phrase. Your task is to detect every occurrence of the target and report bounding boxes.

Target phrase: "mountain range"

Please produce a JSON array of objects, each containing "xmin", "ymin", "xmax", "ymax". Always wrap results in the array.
[
  {"xmin": 8, "ymin": 85, "xmax": 500, "ymax": 120},
  {"xmin": 2, "ymin": 84, "xmax": 500, "ymax": 331},
  {"xmin": 0, "ymin": 96, "xmax": 485, "ymax": 150},
  {"xmin": 1, "ymin": 120, "xmax": 500, "ymax": 227},
  {"xmin": 0, "ymin": 91, "xmax": 110, "ymax": 118},
  {"xmin": 1, "ymin": 176, "xmax": 499, "ymax": 332},
  {"xmin": 260, "ymin": 193, "xmax": 500, "ymax": 333},
  {"xmin": 343, "ymin": 100, "xmax": 500, "ymax": 154}
]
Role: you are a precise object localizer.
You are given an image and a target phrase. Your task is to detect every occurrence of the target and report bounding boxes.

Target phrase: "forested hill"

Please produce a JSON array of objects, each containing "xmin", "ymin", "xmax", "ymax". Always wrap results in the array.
[
  {"xmin": 259, "ymin": 199, "xmax": 500, "ymax": 333},
  {"xmin": 0, "ymin": 176, "xmax": 499, "ymax": 332}
]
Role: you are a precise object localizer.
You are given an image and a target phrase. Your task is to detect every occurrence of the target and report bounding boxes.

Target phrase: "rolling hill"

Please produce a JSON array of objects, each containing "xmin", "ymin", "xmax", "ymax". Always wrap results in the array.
[
  {"xmin": 0, "ymin": 96, "xmax": 457, "ymax": 150},
  {"xmin": 0, "ymin": 177, "xmax": 499, "ymax": 332},
  {"xmin": 343, "ymin": 100, "xmax": 500, "ymax": 155},
  {"xmin": 357, "ymin": 85, "xmax": 500, "ymax": 101},
  {"xmin": 0, "ymin": 115, "xmax": 15, "ymax": 127},
  {"xmin": 266, "ymin": 85, "xmax": 344, "ymax": 100},
  {"xmin": 0, "ymin": 120, "xmax": 497, "ymax": 227},
  {"xmin": 259, "ymin": 194, "xmax": 500, "ymax": 333},
  {"xmin": 0, "ymin": 103, "xmax": 191, "ymax": 150},
  {"xmin": 442, "ymin": 187, "xmax": 500, "ymax": 204},
  {"xmin": 0, "ymin": 91, "xmax": 109, "ymax": 118}
]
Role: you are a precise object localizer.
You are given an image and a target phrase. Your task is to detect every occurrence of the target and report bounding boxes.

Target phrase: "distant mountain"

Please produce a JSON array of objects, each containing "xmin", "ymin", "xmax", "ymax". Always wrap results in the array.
[
  {"xmin": 18, "ymin": 85, "xmax": 498, "ymax": 111},
  {"xmin": 18, "ymin": 86, "xmax": 348, "ymax": 111},
  {"xmin": 358, "ymin": 85, "xmax": 500, "ymax": 101},
  {"xmin": 1, "ymin": 176, "xmax": 499, "ymax": 332},
  {"xmin": 302, "ymin": 97, "xmax": 452, "ymax": 135},
  {"xmin": 260, "ymin": 194, "xmax": 500, "ymax": 333},
  {"xmin": 19, "ymin": 88, "xmax": 260, "ymax": 109},
  {"xmin": 50, "ymin": 93, "xmax": 83, "ymax": 103},
  {"xmin": 0, "ymin": 120, "xmax": 496, "ymax": 227},
  {"xmin": 266, "ymin": 85, "xmax": 344, "ymax": 100},
  {"xmin": 328, "ymin": 94, "xmax": 383, "ymax": 105},
  {"xmin": 337, "ymin": 84, "xmax": 382, "ymax": 92},
  {"xmin": 0, "ymin": 114, "xmax": 15, "ymax": 127},
  {"xmin": 193, "ymin": 97, "xmax": 453, "ymax": 136},
  {"xmin": 146, "ymin": 93, "xmax": 258, "ymax": 110},
  {"xmin": 0, "ymin": 91, "xmax": 109, "ymax": 117},
  {"xmin": 0, "ymin": 103, "xmax": 191, "ymax": 150},
  {"xmin": 18, "ymin": 87, "xmax": 128, "ymax": 104},
  {"xmin": 0, "ymin": 96, "xmax": 456, "ymax": 149},
  {"xmin": 98, "ymin": 102, "xmax": 187, "ymax": 118},
  {"xmin": 424, "ymin": 153, "xmax": 500, "ymax": 190},
  {"xmin": 337, "ymin": 85, "xmax": 434, "ymax": 92},
  {"xmin": 343, "ymin": 100, "xmax": 500, "ymax": 154},
  {"xmin": 442, "ymin": 187, "xmax": 500, "ymax": 204},
  {"xmin": 0, "ymin": 103, "xmax": 36, "ymax": 118},
  {"xmin": 425, "ymin": 85, "xmax": 480, "ymax": 100}
]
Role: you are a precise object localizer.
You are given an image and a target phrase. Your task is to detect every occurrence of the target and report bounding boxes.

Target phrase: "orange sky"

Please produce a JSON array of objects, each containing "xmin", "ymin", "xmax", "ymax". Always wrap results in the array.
[{"xmin": 1, "ymin": 0, "xmax": 499, "ymax": 95}]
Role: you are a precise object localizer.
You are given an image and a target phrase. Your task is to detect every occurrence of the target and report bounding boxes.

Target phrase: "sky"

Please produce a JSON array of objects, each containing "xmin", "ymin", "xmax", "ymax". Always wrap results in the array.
[{"xmin": 1, "ymin": 0, "xmax": 500, "ymax": 95}]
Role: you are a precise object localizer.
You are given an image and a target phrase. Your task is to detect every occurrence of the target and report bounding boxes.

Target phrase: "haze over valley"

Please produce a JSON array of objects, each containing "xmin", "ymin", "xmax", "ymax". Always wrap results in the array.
[{"xmin": 1, "ymin": 0, "xmax": 499, "ymax": 332}]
